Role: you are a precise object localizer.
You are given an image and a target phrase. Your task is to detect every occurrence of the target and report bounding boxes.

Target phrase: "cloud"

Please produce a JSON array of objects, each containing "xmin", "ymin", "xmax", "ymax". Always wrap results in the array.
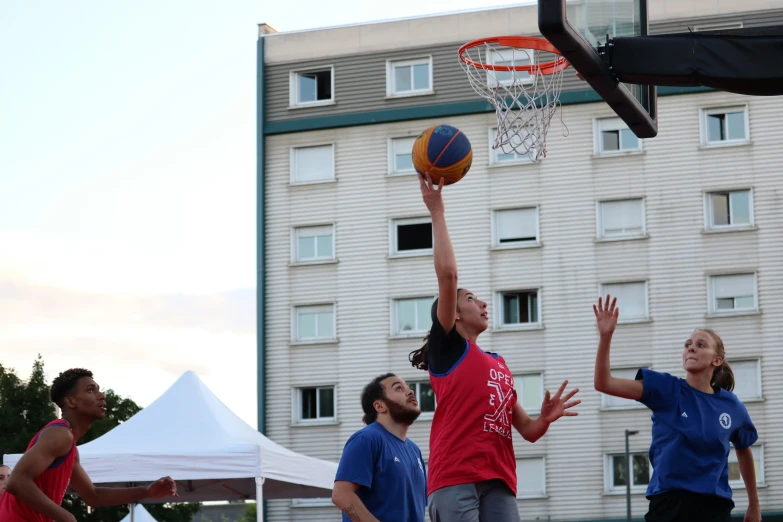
[{"xmin": 0, "ymin": 280, "xmax": 257, "ymax": 427}]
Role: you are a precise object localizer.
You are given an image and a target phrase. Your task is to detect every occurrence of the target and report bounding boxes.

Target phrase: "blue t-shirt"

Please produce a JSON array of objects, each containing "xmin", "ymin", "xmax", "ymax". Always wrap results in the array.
[
  {"xmin": 636, "ymin": 368, "xmax": 758, "ymax": 502},
  {"xmin": 335, "ymin": 422, "xmax": 427, "ymax": 522}
]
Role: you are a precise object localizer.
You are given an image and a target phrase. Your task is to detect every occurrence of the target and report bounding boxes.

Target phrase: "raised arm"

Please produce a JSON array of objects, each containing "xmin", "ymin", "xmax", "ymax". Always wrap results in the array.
[
  {"xmin": 419, "ymin": 173, "xmax": 458, "ymax": 330},
  {"xmin": 593, "ymin": 296, "xmax": 643, "ymax": 400},
  {"xmin": 332, "ymin": 481, "xmax": 381, "ymax": 522},
  {"xmin": 4, "ymin": 428, "xmax": 77, "ymax": 522}
]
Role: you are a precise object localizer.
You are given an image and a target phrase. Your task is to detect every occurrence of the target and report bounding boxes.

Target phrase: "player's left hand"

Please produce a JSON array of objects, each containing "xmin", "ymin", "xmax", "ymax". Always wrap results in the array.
[
  {"xmin": 539, "ymin": 380, "xmax": 580, "ymax": 424},
  {"xmin": 745, "ymin": 504, "xmax": 762, "ymax": 522},
  {"xmin": 146, "ymin": 476, "xmax": 178, "ymax": 499}
]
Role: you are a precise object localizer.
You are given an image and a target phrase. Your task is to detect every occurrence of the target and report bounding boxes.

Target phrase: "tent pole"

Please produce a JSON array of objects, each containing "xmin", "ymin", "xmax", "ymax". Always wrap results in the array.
[
  {"xmin": 130, "ymin": 504, "xmax": 134, "ymax": 522},
  {"xmin": 255, "ymin": 477, "xmax": 265, "ymax": 522}
]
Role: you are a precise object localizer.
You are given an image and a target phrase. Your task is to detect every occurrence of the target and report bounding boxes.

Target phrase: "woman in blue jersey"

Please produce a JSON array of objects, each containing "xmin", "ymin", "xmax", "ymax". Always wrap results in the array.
[{"xmin": 593, "ymin": 295, "xmax": 761, "ymax": 522}]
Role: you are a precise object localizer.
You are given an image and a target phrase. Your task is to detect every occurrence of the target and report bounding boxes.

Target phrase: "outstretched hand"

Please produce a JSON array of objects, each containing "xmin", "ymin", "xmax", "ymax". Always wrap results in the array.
[
  {"xmin": 418, "ymin": 172, "xmax": 445, "ymax": 216},
  {"xmin": 146, "ymin": 476, "xmax": 178, "ymax": 499},
  {"xmin": 594, "ymin": 295, "xmax": 619, "ymax": 337},
  {"xmin": 539, "ymin": 380, "xmax": 580, "ymax": 424}
]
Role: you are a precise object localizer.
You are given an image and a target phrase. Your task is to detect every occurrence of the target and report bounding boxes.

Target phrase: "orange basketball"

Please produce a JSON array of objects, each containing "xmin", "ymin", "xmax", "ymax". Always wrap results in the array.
[{"xmin": 412, "ymin": 124, "xmax": 473, "ymax": 185}]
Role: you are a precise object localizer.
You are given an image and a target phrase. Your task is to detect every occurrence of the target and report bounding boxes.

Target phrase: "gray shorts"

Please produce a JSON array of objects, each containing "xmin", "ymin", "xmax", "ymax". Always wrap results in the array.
[{"xmin": 428, "ymin": 479, "xmax": 521, "ymax": 522}]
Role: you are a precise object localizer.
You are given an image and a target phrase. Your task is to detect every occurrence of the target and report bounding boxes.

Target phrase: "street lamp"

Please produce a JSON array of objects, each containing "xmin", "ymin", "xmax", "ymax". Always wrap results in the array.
[{"xmin": 625, "ymin": 430, "xmax": 639, "ymax": 522}]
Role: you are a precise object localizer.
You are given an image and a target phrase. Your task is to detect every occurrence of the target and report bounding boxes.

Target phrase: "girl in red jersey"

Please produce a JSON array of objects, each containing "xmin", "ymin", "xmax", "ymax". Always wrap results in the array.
[
  {"xmin": 0, "ymin": 368, "xmax": 177, "ymax": 522},
  {"xmin": 409, "ymin": 174, "xmax": 581, "ymax": 522}
]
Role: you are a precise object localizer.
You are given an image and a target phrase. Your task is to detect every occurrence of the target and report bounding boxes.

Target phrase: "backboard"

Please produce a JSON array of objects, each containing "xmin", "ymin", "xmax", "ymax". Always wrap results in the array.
[{"xmin": 539, "ymin": 0, "xmax": 657, "ymax": 138}]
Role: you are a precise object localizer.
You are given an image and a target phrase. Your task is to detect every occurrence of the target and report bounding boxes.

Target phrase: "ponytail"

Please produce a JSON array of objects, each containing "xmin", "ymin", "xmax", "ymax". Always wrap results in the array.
[
  {"xmin": 712, "ymin": 361, "xmax": 735, "ymax": 392},
  {"xmin": 410, "ymin": 290, "xmax": 464, "ymax": 372},
  {"xmin": 409, "ymin": 335, "xmax": 430, "ymax": 371},
  {"xmin": 696, "ymin": 328, "xmax": 735, "ymax": 392}
]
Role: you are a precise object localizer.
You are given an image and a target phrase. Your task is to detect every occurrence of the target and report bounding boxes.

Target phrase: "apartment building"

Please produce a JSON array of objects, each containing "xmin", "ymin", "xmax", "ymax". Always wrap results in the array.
[{"xmin": 257, "ymin": 1, "xmax": 783, "ymax": 520}]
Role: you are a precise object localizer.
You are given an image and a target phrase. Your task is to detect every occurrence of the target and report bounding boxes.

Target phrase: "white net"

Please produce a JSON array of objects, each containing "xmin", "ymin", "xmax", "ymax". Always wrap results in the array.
[{"xmin": 459, "ymin": 41, "xmax": 568, "ymax": 162}]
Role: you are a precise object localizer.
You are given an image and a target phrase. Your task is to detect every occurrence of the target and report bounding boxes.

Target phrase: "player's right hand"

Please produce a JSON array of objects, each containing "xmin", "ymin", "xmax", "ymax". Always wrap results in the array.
[
  {"xmin": 418, "ymin": 171, "xmax": 445, "ymax": 216},
  {"xmin": 593, "ymin": 295, "xmax": 619, "ymax": 337}
]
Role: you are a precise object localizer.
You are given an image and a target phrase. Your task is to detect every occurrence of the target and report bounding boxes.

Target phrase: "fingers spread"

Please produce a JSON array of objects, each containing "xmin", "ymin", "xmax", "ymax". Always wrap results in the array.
[{"xmin": 554, "ymin": 380, "xmax": 568, "ymax": 399}]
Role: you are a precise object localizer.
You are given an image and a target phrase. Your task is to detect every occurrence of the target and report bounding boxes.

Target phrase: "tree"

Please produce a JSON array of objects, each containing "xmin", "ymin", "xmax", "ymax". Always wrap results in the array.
[
  {"xmin": 237, "ymin": 503, "xmax": 256, "ymax": 522},
  {"xmin": 0, "ymin": 355, "xmax": 57, "ymax": 456},
  {"xmin": 0, "ymin": 357, "xmax": 200, "ymax": 522}
]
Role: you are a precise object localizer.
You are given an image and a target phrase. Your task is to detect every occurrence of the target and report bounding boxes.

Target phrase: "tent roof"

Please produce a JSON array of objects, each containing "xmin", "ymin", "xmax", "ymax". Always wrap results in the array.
[
  {"xmin": 3, "ymin": 371, "xmax": 337, "ymax": 502},
  {"xmin": 120, "ymin": 504, "xmax": 158, "ymax": 522}
]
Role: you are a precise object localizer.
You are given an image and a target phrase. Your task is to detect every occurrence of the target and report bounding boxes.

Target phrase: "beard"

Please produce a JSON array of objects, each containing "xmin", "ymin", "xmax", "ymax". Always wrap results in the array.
[{"xmin": 385, "ymin": 399, "xmax": 422, "ymax": 426}]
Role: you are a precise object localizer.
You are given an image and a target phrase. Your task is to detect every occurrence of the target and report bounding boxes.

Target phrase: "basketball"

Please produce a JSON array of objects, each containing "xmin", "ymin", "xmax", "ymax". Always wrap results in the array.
[{"xmin": 412, "ymin": 124, "xmax": 473, "ymax": 185}]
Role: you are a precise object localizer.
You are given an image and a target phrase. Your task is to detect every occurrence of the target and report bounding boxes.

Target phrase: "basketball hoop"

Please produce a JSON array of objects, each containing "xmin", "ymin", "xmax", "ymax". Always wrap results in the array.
[{"xmin": 458, "ymin": 36, "xmax": 570, "ymax": 161}]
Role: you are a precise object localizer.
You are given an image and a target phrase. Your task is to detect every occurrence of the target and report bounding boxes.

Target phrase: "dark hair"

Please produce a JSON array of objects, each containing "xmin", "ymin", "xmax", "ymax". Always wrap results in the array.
[
  {"xmin": 695, "ymin": 328, "xmax": 735, "ymax": 392},
  {"xmin": 51, "ymin": 368, "xmax": 93, "ymax": 408},
  {"xmin": 409, "ymin": 290, "xmax": 464, "ymax": 371},
  {"xmin": 361, "ymin": 373, "xmax": 396, "ymax": 424}
]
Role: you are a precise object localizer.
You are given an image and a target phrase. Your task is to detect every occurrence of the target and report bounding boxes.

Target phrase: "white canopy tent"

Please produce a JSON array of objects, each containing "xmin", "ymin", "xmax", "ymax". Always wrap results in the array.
[
  {"xmin": 3, "ymin": 371, "xmax": 338, "ymax": 522},
  {"xmin": 121, "ymin": 504, "xmax": 158, "ymax": 522}
]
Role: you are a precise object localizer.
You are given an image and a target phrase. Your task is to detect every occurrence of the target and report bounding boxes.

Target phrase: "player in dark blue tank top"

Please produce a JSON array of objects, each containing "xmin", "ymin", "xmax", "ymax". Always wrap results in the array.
[{"xmin": 592, "ymin": 296, "xmax": 761, "ymax": 522}]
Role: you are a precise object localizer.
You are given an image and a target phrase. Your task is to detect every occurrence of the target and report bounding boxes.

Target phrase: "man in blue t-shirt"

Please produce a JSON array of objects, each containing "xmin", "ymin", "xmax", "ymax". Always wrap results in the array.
[{"xmin": 332, "ymin": 373, "xmax": 427, "ymax": 522}]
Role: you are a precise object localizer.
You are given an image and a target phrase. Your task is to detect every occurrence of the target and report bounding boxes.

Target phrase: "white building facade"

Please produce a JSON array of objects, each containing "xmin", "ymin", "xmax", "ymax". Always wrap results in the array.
[{"xmin": 257, "ymin": 2, "xmax": 783, "ymax": 520}]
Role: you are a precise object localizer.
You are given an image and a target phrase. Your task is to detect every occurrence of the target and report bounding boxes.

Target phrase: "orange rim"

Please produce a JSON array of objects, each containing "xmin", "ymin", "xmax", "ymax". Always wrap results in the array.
[{"xmin": 458, "ymin": 36, "xmax": 570, "ymax": 75}]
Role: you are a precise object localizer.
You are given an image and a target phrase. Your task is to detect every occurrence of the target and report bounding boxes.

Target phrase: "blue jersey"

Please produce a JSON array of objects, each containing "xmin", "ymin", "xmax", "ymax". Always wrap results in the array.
[
  {"xmin": 636, "ymin": 368, "xmax": 758, "ymax": 502},
  {"xmin": 335, "ymin": 422, "xmax": 427, "ymax": 522}
]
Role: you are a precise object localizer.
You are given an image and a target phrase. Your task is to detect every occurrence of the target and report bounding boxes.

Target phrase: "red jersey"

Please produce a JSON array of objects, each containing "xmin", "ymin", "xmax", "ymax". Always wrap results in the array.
[
  {"xmin": 428, "ymin": 335, "xmax": 518, "ymax": 496},
  {"xmin": 0, "ymin": 420, "xmax": 77, "ymax": 522}
]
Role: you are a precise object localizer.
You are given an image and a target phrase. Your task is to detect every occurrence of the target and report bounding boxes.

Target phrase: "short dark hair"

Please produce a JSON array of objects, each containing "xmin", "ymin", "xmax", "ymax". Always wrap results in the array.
[
  {"xmin": 360, "ymin": 373, "xmax": 396, "ymax": 425},
  {"xmin": 51, "ymin": 368, "xmax": 93, "ymax": 408}
]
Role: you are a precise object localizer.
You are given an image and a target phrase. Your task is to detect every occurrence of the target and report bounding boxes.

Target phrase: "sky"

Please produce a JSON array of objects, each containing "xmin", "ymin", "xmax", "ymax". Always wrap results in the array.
[{"xmin": 0, "ymin": 0, "xmax": 527, "ymax": 429}]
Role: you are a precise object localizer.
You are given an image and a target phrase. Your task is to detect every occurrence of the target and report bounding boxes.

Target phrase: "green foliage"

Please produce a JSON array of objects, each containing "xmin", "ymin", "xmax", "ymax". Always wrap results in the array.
[
  {"xmin": 0, "ymin": 355, "xmax": 57, "ymax": 456},
  {"xmin": 0, "ymin": 357, "xmax": 201, "ymax": 522},
  {"xmin": 236, "ymin": 503, "xmax": 257, "ymax": 522}
]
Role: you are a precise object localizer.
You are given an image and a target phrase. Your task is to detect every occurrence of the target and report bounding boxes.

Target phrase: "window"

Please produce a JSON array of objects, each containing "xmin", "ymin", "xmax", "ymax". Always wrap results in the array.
[
  {"xmin": 486, "ymin": 47, "xmax": 534, "ymax": 86},
  {"xmin": 731, "ymin": 360, "xmax": 762, "ymax": 401},
  {"xmin": 412, "ymin": 381, "xmax": 436, "ymax": 414},
  {"xmin": 596, "ymin": 117, "xmax": 642, "ymax": 155},
  {"xmin": 602, "ymin": 368, "xmax": 646, "ymax": 409},
  {"xmin": 516, "ymin": 374, "xmax": 543, "ymax": 414},
  {"xmin": 389, "ymin": 137, "xmax": 416, "ymax": 174},
  {"xmin": 598, "ymin": 199, "xmax": 645, "ymax": 239},
  {"xmin": 709, "ymin": 274, "xmax": 757, "ymax": 314},
  {"xmin": 394, "ymin": 297, "xmax": 434, "ymax": 335},
  {"xmin": 294, "ymin": 225, "xmax": 334, "ymax": 263},
  {"xmin": 294, "ymin": 305, "xmax": 335, "ymax": 342},
  {"xmin": 296, "ymin": 386, "xmax": 335, "ymax": 422},
  {"xmin": 387, "ymin": 57, "xmax": 432, "ymax": 96},
  {"xmin": 600, "ymin": 282, "xmax": 648, "ymax": 322},
  {"xmin": 489, "ymin": 128, "xmax": 537, "ymax": 164},
  {"xmin": 291, "ymin": 498, "xmax": 334, "ymax": 508},
  {"xmin": 498, "ymin": 290, "xmax": 540, "ymax": 327},
  {"xmin": 290, "ymin": 68, "xmax": 333, "ymax": 106},
  {"xmin": 516, "ymin": 458, "xmax": 546, "ymax": 498},
  {"xmin": 706, "ymin": 190, "xmax": 753, "ymax": 229},
  {"xmin": 493, "ymin": 208, "xmax": 538, "ymax": 247},
  {"xmin": 607, "ymin": 453, "xmax": 651, "ymax": 493},
  {"xmin": 693, "ymin": 22, "xmax": 744, "ymax": 31},
  {"xmin": 728, "ymin": 445, "xmax": 764, "ymax": 488},
  {"xmin": 392, "ymin": 218, "xmax": 433, "ymax": 256},
  {"xmin": 701, "ymin": 106, "xmax": 749, "ymax": 145},
  {"xmin": 291, "ymin": 145, "xmax": 335, "ymax": 184}
]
